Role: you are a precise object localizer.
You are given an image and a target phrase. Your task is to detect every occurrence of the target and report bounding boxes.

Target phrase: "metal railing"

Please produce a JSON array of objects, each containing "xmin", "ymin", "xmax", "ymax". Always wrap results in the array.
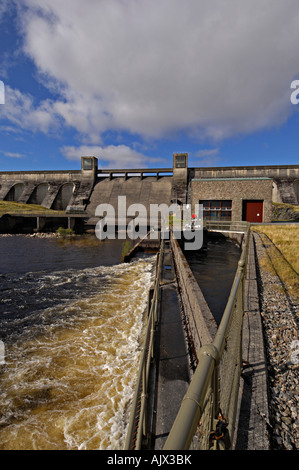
[
  {"xmin": 124, "ymin": 238, "xmax": 165, "ymax": 450},
  {"xmin": 204, "ymin": 220, "xmax": 249, "ymax": 233},
  {"xmin": 163, "ymin": 222, "xmax": 251, "ymax": 450}
]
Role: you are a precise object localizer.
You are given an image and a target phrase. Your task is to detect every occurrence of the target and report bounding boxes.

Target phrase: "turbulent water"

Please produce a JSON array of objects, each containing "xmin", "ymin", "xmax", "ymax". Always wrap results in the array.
[{"xmin": 0, "ymin": 235, "xmax": 155, "ymax": 450}]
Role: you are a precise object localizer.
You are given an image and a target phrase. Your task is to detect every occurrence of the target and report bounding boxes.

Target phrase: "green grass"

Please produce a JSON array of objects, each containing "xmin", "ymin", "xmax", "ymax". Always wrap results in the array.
[
  {"xmin": 252, "ymin": 224, "xmax": 299, "ymax": 299},
  {"xmin": 272, "ymin": 202, "xmax": 299, "ymax": 222},
  {"xmin": 0, "ymin": 200, "xmax": 65, "ymax": 217},
  {"xmin": 56, "ymin": 226, "xmax": 75, "ymax": 237},
  {"xmin": 273, "ymin": 202, "xmax": 299, "ymax": 213},
  {"xmin": 121, "ymin": 240, "xmax": 133, "ymax": 261}
]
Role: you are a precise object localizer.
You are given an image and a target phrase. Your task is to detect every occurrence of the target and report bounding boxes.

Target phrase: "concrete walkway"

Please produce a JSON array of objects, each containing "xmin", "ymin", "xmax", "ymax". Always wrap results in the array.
[
  {"xmin": 149, "ymin": 233, "xmax": 271, "ymax": 450},
  {"xmin": 234, "ymin": 233, "xmax": 270, "ymax": 449},
  {"xmin": 152, "ymin": 242, "xmax": 191, "ymax": 450}
]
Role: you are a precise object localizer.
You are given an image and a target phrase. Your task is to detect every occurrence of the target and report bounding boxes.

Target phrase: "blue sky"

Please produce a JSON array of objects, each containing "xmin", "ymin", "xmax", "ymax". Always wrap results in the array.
[{"xmin": 0, "ymin": 0, "xmax": 299, "ymax": 172}]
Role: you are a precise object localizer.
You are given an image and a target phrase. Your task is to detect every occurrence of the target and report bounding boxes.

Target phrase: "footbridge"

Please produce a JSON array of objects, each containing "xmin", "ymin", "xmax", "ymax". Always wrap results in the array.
[{"xmin": 124, "ymin": 221, "xmax": 269, "ymax": 450}]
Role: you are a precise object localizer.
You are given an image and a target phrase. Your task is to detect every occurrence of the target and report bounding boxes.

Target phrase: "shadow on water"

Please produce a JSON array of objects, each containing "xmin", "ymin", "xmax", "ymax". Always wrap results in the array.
[
  {"xmin": 0, "ymin": 235, "xmax": 127, "ymax": 274},
  {"xmin": 183, "ymin": 235, "xmax": 241, "ymax": 324}
]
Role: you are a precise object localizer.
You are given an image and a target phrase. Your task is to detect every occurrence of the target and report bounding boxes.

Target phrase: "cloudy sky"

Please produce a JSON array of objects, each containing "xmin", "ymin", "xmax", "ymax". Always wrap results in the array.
[{"xmin": 0, "ymin": 0, "xmax": 299, "ymax": 171}]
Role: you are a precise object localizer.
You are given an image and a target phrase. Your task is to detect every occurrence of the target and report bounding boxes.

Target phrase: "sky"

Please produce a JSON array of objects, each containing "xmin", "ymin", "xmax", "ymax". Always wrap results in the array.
[{"xmin": 0, "ymin": 0, "xmax": 299, "ymax": 172}]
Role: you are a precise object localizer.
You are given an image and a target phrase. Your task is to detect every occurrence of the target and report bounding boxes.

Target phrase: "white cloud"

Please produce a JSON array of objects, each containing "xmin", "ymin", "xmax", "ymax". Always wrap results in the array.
[
  {"xmin": 195, "ymin": 149, "xmax": 219, "ymax": 159},
  {"xmin": 9, "ymin": 0, "xmax": 299, "ymax": 144},
  {"xmin": 60, "ymin": 144, "xmax": 153, "ymax": 169},
  {"xmin": 189, "ymin": 148, "xmax": 220, "ymax": 167},
  {"xmin": 1, "ymin": 151, "xmax": 26, "ymax": 158},
  {"xmin": 0, "ymin": 86, "xmax": 60, "ymax": 133}
]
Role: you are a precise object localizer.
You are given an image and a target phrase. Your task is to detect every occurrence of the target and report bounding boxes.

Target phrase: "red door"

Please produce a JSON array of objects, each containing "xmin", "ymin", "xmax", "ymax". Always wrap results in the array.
[{"xmin": 244, "ymin": 201, "xmax": 263, "ymax": 222}]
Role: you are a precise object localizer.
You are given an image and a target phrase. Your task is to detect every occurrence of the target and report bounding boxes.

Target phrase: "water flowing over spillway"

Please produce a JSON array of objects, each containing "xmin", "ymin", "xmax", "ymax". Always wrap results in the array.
[{"xmin": 0, "ymin": 236, "xmax": 155, "ymax": 450}]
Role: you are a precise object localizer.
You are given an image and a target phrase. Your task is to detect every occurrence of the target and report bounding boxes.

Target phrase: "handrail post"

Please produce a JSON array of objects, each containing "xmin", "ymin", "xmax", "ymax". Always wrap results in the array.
[
  {"xmin": 141, "ymin": 363, "xmax": 147, "ymax": 437},
  {"xmin": 212, "ymin": 358, "xmax": 220, "ymax": 426},
  {"xmin": 163, "ymin": 344, "xmax": 219, "ymax": 450}
]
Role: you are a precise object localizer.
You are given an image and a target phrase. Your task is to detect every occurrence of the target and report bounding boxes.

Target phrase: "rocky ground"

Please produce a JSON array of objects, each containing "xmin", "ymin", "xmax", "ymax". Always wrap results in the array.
[
  {"xmin": 0, "ymin": 232, "xmax": 59, "ymax": 238},
  {"xmin": 253, "ymin": 233, "xmax": 299, "ymax": 450},
  {"xmin": 272, "ymin": 204, "xmax": 299, "ymax": 222},
  {"xmin": 0, "ymin": 232, "xmax": 73, "ymax": 238}
]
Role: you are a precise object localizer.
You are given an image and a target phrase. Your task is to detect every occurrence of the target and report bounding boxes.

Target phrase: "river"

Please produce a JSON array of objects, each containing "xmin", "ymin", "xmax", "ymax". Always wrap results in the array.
[
  {"xmin": 0, "ymin": 233, "xmax": 240, "ymax": 450},
  {"xmin": 0, "ymin": 235, "xmax": 155, "ymax": 450},
  {"xmin": 184, "ymin": 235, "xmax": 241, "ymax": 324}
]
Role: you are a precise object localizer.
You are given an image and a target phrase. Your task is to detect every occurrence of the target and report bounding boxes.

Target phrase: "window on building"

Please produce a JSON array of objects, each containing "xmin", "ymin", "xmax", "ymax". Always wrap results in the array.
[{"xmin": 199, "ymin": 200, "xmax": 232, "ymax": 220}]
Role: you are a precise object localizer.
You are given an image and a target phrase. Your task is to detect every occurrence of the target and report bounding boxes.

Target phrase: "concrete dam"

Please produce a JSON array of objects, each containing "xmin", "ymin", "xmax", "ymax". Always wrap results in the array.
[{"xmin": 0, "ymin": 153, "xmax": 299, "ymax": 233}]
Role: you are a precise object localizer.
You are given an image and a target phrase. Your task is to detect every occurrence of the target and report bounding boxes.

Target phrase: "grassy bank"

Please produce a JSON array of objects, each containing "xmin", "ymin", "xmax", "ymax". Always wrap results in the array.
[
  {"xmin": 252, "ymin": 224, "xmax": 299, "ymax": 299},
  {"xmin": 272, "ymin": 202, "xmax": 299, "ymax": 221},
  {"xmin": 0, "ymin": 200, "xmax": 65, "ymax": 217}
]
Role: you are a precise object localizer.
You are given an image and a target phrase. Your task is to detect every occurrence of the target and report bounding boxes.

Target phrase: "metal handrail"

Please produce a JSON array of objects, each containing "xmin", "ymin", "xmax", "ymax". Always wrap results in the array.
[
  {"xmin": 163, "ymin": 223, "xmax": 251, "ymax": 450},
  {"xmin": 205, "ymin": 220, "xmax": 249, "ymax": 233},
  {"xmin": 124, "ymin": 238, "xmax": 164, "ymax": 450}
]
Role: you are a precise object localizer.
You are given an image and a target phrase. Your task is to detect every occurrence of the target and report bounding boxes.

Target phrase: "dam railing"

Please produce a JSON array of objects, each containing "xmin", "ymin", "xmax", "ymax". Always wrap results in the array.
[
  {"xmin": 163, "ymin": 222, "xmax": 251, "ymax": 450},
  {"xmin": 97, "ymin": 168, "xmax": 173, "ymax": 180},
  {"xmin": 124, "ymin": 237, "xmax": 165, "ymax": 450},
  {"xmin": 204, "ymin": 220, "xmax": 249, "ymax": 233}
]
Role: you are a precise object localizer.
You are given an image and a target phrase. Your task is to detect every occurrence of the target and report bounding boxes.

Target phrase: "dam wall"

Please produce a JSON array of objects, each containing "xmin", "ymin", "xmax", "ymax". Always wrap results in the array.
[{"xmin": 0, "ymin": 155, "xmax": 298, "ymax": 230}]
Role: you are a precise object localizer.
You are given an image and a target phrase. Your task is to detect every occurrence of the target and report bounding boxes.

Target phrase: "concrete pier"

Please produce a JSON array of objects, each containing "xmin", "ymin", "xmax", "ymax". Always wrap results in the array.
[{"xmin": 152, "ymin": 241, "xmax": 190, "ymax": 450}]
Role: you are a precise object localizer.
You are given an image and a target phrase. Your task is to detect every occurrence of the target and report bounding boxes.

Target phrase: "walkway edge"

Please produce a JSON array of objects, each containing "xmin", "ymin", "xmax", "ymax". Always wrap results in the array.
[{"xmin": 234, "ymin": 233, "xmax": 271, "ymax": 450}]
